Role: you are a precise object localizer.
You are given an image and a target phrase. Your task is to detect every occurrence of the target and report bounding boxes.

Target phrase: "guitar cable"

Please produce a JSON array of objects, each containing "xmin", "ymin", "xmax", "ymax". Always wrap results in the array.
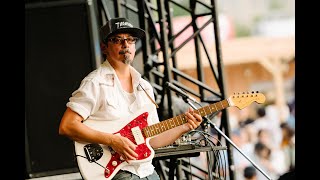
[
  {"xmin": 186, "ymin": 130, "xmax": 227, "ymax": 180},
  {"xmin": 75, "ymin": 154, "xmax": 107, "ymax": 170},
  {"xmin": 186, "ymin": 97, "xmax": 227, "ymax": 179}
]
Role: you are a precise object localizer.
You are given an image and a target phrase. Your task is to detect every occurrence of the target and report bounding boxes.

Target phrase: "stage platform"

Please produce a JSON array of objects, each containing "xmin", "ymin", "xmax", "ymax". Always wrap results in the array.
[
  {"xmin": 26, "ymin": 172, "xmax": 81, "ymax": 180},
  {"xmin": 26, "ymin": 145, "xmax": 227, "ymax": 180}
]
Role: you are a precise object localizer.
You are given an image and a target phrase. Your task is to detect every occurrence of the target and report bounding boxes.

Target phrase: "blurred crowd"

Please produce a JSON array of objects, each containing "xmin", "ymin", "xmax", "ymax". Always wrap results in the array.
[{"xmin": 228, "ymin": 99, "xmax": 295, "ymax": 180}]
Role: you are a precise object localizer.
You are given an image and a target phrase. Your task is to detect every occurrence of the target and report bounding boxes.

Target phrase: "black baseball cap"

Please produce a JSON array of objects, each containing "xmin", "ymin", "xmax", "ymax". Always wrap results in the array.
[{"xmin": 100, "ymin": 17, "xmax": 145, "ymax": 43}]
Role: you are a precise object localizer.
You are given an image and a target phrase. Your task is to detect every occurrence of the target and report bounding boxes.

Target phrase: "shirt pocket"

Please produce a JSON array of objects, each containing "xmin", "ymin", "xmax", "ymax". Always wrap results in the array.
[{"xmin": 100, "ymin": 84, "xmax": 122, "ymax": 120}]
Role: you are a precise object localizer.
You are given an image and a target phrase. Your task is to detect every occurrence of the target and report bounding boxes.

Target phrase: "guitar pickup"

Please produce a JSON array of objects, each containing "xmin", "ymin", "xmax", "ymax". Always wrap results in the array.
[{"xmin": 131, "ymin": 126, "xmax": 144, "ymax": 145}]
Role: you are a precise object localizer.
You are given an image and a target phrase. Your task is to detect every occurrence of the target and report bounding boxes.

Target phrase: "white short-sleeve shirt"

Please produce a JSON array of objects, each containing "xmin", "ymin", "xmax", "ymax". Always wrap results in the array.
[{"xmin": 67, "ymin": 60, "xmax": 160, "ymax": 178}]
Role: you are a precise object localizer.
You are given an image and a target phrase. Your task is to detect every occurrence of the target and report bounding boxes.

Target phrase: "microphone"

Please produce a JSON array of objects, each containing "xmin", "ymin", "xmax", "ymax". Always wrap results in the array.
[{"xmin": 165, "ymin": 82, "xmax": 197, "ymax": 103}]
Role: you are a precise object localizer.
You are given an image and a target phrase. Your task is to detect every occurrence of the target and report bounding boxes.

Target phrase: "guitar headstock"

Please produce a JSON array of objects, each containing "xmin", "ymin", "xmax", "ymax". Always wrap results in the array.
[{"xmin": 228, "ymin": 91, "xmax": 266, "ymax": 109}]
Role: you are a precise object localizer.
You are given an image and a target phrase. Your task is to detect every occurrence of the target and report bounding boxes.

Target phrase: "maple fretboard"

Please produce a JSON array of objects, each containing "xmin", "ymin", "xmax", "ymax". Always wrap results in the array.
[{"xmin": 142, "ymin": 99, "xmax": 229, "ymax": 138}]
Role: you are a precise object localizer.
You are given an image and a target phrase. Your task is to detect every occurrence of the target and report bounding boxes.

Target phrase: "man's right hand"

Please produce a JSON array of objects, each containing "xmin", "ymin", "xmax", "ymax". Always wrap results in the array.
[{"xmin": 110, "ymin": 135, "xmax": 138, "ymax": 163}]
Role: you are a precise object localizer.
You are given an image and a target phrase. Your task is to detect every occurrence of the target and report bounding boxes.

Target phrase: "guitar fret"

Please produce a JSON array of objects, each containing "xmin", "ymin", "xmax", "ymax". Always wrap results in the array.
[
  {"xmin": 155, "ymin": 125, "xmax": 159, "ymax": 135},
  {"xmin": 163, "ymin": 122, "xmax": 168, "ymax": 131},
  {"xmin": 165, "ymin": 120, "xmax": 169, "ymax": 130},
  {"xmin": 181, "ymin": 115, "xmax": 186, "ymax": 123},
  {"xmin": 147, "ymin": 128, "xmax": 151, "ymax": 137},
  {"xmin": 200, "ymin": 107, "xmax": 205, "ymax": 116},
  {"xmin": 204, "ymin": 106, "xmax": 209, "ymax": 115},
  {"xmin": 142, "ymin": 129, "xmax": 146, "ymax": 137},
  {"xmin": 208, "ymin": 105, "xmax": 212, "ymax": 114},
  {"xmin": 223, "ymin": 100, "xmax": 229, "ymax": 109},
  {"xmin": 160, "ymin": 123, "xmax": 165, "ymax": 132},
  {"xmin": 158, "ymin": 124, "xmax": 162, "ymax": 134},
  {"xmin": 143, "ymin": 128, "xmax": 149, "ymax": 138},
  {"xmin": 159, "ymin": 123, "xmax": 164, "ymax": 133},
  {"xmin": 176, "ymin": 115, "xmax": 180, "ymax": 124},
  {"xmin": 148, "ymin": 127, "xmax": 152, "ymax": 137},
  {"xmin": 217, "ymin": 102, "xmax": 222, "ymax": 111},
  {"xmin": 199, "ymin": 109, "xmax": 204, "ymax": 116},
  {"xmin": 220, "ymin": 101, "xmax": 224, "ymax": 109},
  {"xmin": 162, "ymin": 121, "xmax": 166, "ymax": 130},
  {"xmin": 179, "ymin": 115, "xmax": 183, "ymax": 124},
  {"xmin": 215, "ymin": 103, "xmax": 220, "ymax": 111},
  {"xmin": 176, "ymin": 116, "xmax": 180, "ymax": 125},
  {"xmin": 169, "ymin": 119, "xmax": 172, "ymax": 127},
  {"xmin": 158, "ymin": 123, "xmax": 162, "ymax": 132},
  {"xmin": 214, "ymin": 103, "xmax": 218, "ymax": 111},
  {"xmin": 155, "ymin": 124, "xmax": 160, "ymax": 134},
  {"xmin": 159, "ymin": 123, "xmax": 163, "ymax": 133}
]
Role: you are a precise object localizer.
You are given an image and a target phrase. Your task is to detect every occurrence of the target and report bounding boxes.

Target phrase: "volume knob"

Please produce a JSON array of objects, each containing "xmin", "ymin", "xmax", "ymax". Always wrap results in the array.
[{"xmin": 112, "ymin": 161, "xmax": 117, "ymax": 166}]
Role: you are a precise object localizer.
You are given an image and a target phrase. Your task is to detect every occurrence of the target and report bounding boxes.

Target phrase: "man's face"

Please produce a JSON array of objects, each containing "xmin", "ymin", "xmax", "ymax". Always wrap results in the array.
[{"xmin": 104, "ymin": 33, "xmax": 137, "ymax": 65}]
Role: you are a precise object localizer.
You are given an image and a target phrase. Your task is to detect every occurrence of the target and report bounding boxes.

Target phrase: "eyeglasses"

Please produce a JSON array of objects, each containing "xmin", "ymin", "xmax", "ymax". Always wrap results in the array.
[{"xmin": 108, "ymin": 36, "xmax": 138, "ymax": 44}]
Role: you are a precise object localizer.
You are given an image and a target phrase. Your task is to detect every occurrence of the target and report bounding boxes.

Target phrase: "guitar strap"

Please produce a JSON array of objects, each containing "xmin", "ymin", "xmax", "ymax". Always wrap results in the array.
[{"xmin": 138, "ymin": 83, "xmax": 159, "ymax": 108}]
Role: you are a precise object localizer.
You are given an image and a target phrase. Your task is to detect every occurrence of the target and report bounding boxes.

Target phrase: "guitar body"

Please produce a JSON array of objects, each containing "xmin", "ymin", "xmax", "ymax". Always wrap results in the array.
[{"xmin": 74, "ymin": 106, "xmax": 155, "ymax": 180}]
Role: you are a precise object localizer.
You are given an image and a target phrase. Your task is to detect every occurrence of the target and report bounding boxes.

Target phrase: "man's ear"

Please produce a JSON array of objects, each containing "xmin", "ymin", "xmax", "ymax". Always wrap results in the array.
[{"xmin": 100, "ymin": 42, "xmax": 107, "ymax": 54}]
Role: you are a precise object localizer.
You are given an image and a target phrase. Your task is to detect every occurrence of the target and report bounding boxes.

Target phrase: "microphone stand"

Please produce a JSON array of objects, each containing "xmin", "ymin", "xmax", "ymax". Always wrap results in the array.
[{"xmin": 181, "ymin": 96, "xmax": 272, "ymax": 180}]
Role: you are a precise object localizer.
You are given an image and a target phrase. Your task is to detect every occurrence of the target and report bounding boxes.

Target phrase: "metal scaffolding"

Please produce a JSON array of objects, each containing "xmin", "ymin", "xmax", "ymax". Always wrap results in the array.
[{"xmin": 96, "ymin": 0, "xmax": 235, "ymax": 179}]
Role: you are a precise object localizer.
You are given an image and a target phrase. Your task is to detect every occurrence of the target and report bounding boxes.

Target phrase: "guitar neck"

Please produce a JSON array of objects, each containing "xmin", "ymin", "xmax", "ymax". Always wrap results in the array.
[{"xmin": 142, "ymin": 99, "xmax": 230, "ymax": 138}]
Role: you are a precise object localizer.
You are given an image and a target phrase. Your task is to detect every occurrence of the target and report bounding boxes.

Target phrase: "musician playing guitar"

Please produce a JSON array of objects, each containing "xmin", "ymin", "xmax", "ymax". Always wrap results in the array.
[{"xmin": 59, "ymin": 17, "xmax": 203, "ymax": 180}]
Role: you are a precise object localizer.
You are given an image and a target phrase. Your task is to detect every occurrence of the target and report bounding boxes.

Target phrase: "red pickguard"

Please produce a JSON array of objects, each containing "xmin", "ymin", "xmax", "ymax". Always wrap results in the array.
[{"xmin": 104, "ymin": 112, "xmax": 152, "ymax": 178}]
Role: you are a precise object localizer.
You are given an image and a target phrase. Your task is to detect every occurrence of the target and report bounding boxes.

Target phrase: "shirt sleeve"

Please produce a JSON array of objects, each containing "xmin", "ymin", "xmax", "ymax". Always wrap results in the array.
[{"xmin": 66, "ymin": 79, "xmax": 100, "ymax": 120}]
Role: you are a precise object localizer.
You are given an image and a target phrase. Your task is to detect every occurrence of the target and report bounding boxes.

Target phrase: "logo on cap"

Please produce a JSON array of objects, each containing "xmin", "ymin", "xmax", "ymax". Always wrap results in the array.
[{"xmin": 115, "ymin": 22, "xmax": 133, "ymax": 29}]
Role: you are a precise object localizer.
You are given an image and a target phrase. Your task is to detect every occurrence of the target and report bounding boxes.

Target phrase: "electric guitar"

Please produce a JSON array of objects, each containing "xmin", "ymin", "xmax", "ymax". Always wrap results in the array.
[{"xmin": 74, "ymin": 91, "xmax": 265, "ymax": 180}]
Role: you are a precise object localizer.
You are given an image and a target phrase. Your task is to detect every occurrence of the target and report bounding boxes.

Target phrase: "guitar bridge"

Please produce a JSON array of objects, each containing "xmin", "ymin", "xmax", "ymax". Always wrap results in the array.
[{"xmin": 84, "ymin": 144, "xmax": 103, "ymax": 162}]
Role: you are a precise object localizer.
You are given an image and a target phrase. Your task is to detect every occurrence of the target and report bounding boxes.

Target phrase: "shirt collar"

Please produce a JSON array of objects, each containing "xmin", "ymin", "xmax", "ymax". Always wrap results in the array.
[{"xmin": 101, "ymin": 60, "xmax": 142, "ymax": 88}]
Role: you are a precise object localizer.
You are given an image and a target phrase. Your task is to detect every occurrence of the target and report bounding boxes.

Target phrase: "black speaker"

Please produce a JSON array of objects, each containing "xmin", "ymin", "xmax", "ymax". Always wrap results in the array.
[{"xmin": 25, "ymin": 0, "xmax": 98, "ymax": 178}]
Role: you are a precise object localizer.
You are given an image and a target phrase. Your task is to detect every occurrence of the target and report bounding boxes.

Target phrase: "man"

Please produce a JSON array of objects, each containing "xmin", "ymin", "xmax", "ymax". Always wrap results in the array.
[
  {"xmin": 59, "ymin": 17, "xmax": 202, "ymax": 180},
  {"xmin": 243, "ymin": 166, "xmax": 257, "ymax": 180}
]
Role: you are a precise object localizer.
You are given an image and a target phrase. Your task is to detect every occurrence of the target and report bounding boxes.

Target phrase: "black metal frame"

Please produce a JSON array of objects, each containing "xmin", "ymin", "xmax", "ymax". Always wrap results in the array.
[{"xmin": 96, "ymin": 0, "xmax": 235, "ymax": 179}]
